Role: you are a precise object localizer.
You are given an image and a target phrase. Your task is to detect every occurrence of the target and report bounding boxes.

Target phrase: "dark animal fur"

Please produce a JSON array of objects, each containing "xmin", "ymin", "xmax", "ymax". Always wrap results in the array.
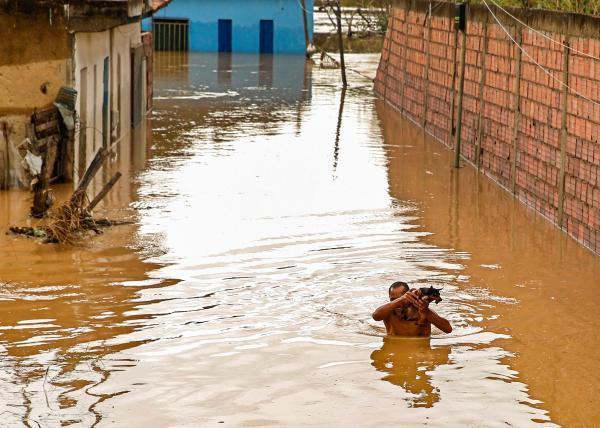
[{"xmin": 400, "ymin": 286, "xmax": 443, "ymax": 325}]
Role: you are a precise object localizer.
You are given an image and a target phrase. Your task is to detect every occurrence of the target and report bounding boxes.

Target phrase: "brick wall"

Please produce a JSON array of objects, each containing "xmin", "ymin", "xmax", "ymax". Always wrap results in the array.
[{"xmin": 375, "ymin": 0, "xmax": 600, "ymax": 254}]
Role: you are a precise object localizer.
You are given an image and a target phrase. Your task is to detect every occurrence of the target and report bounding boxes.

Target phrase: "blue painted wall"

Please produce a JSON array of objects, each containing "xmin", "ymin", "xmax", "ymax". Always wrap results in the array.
[{"xmin": 151, "ymin": 0, "xmax": 314, "ymax": 54}]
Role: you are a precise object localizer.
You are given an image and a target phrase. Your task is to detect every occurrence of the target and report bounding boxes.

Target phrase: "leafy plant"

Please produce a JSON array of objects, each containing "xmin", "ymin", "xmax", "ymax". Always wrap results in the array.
[
  {"xmin": 330, "ymin": 0, "xmax": 600, "ymax": 16},
  {"xmin": 474, "ymin": 0, "xmax": 599, "ymax": 15}
]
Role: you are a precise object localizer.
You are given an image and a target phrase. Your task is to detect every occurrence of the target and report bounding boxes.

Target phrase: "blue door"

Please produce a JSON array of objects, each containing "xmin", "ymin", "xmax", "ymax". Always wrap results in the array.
[
  {"xmin": 218, "ymin": 19, "xmax": 232, "ymax": 53},
  {"xmin": 259, "ymin": 20, "xmax": 274, "ymax": 54}
]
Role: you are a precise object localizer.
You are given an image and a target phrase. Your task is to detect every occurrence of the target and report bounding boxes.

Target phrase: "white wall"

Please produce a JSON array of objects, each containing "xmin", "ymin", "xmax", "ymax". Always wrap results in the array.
[
  {"xmin": 74, "ymin": 29, "xmax": 109, "ymax": 180},
  {"xmin": 111, "ymin": 22, "xmax": 143, "ymax": 169},
  {"xmin": 73, "ymin": 23, "xmax": 142, "ymax": 184}
]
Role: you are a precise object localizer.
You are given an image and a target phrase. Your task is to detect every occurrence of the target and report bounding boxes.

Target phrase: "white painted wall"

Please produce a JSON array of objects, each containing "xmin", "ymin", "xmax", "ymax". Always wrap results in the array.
[
  {"xmin": 128, "ymin": 0, "xmax": 145, "ymax": 18},
  {"xmin": 74, "ymin": 29, "xmax": 109, "ymax": 179},
  {"xmin": 111, "ymin": 23, "xmax": 143, "ymax": 167},
  {"xmin": 73, "ymin": 23, "xmax": 143, "ymax": 183}
]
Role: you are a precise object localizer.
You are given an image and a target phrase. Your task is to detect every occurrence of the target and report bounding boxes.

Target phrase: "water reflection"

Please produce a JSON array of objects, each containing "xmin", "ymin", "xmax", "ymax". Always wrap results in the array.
[
  {"xmin": 153, "ymin": 52, "xmax": 312, "ymax": 157},
  {"xmin": 98, "ymin": 52, "xmax": 557, "ymax": 426},
  {"xmin": 0, "ymin": 240, "xmax": 172, "ymax": 426},
  {"xmin": 370, "ymin": 337, "xmax": 450, "ymax": 407},
  {"xmin": 0, "ymin": 118, "xmax": 177, "ymax": 426},
  {"xmin": 258, "ymin": 54, "xmax": 273, "ymax": 88},
  {"xmin": 0, "ymin": 51, "xmax": 596, "ymax": 427},
  {"xmin": 378, "ymin": 100, "xmax": 600, "ymax": 426},
  {"xmin": 332, "ymin": 87, "xmax": 346, "ymax": 176},
  {"xmin": 217, "ymin": 53, "xmax": 232, "ymax": 85}
]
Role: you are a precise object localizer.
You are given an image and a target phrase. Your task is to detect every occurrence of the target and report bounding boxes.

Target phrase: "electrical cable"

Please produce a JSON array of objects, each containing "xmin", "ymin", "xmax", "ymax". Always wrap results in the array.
[
  {"xmin": 346, "ymin": 66, "xmax": 375, "ymax": 81},
  {"xmin": 73, "ymin": 105, "xmax": 152, "ymax": 181},
  {"xmin": 423, "ymin": 0, "xmax": 445, "ymax": 25},
  {"xmin": 296, "ymin": 0, "xmax": 312, "ymax": 14},
  {"xmin": 482, "ymin": 0, "xmax": 600, "ymax": 108}
]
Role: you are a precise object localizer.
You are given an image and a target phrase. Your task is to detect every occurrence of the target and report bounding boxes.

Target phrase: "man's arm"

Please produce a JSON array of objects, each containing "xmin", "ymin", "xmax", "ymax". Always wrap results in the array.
[
  {"xmin": 422, "ymin": 307, "xmax": 452, "ymax": 333},
  {"xmin": 412, "ymin": 297, "xmax": 452, "ymax": 333},
  {"xmin": 372, "ymin": 291, "xmax": 419, "ymax": 321}
]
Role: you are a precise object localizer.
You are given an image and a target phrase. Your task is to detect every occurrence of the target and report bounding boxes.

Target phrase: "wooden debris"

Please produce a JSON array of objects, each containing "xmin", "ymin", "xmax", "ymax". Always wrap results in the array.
[
  {"xmin": 29, "ymin": 106, "xmax": 63, "ymax": 218},
  {"xmin": 31, "ymin": 135, "xmax": 58, "ymax": 218},
  {"xmin": 46, "ymin": 199, "xmax": 87, "ymax": 244},
  {"xmin": 71, "ymin": 148, "xmax": 109, "ymax": 204},
  {"xmin": 9, "ymin": 226, "xmax": 48, "ymax": 239},
  {"xmin": 87, "ymin": 171, "xmax": 122, "ymax": 212},
  {"xmin": 91, "ymin": 218, "xmax": 134, "ymax": 227},
  {"xmin": 11, "ymin": 147, "xmax": 127, "ymax": 245},
  {"xmin": 9, "ymin": 216, "xmax": 133, "ymax": 244},
  {"xmin": 319, "ymin": 49, "xmax": 340, "ymax": 69},
  {"xmin": 46, "ymin": 148, "xmax": 110, "ymax": 244}
]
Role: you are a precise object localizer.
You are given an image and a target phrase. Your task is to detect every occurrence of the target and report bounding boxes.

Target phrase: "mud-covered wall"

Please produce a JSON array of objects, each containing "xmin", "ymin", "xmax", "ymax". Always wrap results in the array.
[
  {"xmin": 375, "ymin": 0, "xmax": 600, "ymax": 254},
  {"xmin": 0, "ymin": 11, "xmax": 71, "ymax": 188},
  {"xmin": 0, "ymin": 12, "xmax": 71, "ymax": 114}
]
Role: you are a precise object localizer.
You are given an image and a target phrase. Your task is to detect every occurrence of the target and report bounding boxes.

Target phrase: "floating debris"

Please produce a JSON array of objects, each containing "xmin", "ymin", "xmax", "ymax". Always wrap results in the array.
[{"xmin": 9, "ymin": 148, "xmax": 131, "ymax": 244}]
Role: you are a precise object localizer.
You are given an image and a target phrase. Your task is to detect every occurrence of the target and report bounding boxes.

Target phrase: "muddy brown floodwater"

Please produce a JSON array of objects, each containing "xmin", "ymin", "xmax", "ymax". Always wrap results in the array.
[{"xmin": 0, "ymin": 52, "xmax": 598, "ymax": 427}]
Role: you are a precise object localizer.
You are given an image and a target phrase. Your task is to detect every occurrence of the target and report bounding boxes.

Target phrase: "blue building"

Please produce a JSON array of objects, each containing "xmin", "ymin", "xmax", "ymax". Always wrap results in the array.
[{"xmin": 148, "ymin": 0, "xmax": 314, "ymax": 54}]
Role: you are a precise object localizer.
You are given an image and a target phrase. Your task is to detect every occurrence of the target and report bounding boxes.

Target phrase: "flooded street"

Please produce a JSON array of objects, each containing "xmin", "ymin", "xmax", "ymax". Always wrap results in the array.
[{"xmin": 0, "ymin": 52, "xmax": 599, "ymax": 427}]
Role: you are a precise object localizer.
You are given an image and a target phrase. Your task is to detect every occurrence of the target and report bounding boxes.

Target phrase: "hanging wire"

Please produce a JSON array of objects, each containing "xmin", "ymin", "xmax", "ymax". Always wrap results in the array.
[
  {"xmin": 72, "ymin": 106, "xmax": 152, "ymax": 180},
  {"xmin": 296, "ymin": 0, "xmax": 312, "ymax": 14},
  {"xmin": 346, "ymin": 66, "xmax": 375, "ymax": 81},
  {"xmin": 488, "ymin": 0, "xmax": 600, "ymax": 62},
  {"xmin": 482, "ymin": 0, "xmax": 600, "ymax": 108},
  {"xmin": 423, "ymin": 0, "xmax": 445, "ymax": 26}
]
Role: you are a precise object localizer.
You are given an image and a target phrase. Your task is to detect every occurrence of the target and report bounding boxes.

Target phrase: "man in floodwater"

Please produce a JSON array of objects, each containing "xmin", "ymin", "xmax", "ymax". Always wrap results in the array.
[{"xmin": 372, "ymin": 281, "xmax": 452, "ymax": 337}]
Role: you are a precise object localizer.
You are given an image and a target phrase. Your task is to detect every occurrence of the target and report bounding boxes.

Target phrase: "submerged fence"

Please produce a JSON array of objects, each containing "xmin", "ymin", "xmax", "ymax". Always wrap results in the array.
[{"xmin": 375, "ymin": 0, "xmax": 600, "ymax": 254}]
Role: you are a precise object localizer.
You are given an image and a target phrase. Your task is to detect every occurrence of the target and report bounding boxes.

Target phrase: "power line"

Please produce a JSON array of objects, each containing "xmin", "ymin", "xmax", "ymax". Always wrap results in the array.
[
  {"xmin": 482, "ymin": 0, "xmax": 600, "ymax": 108},
  {"xmin": 296, "ymin": 0, "xmax": 312, "ymax": 14},
  {"xmin": 488, "ymin": 0, "xmax": 600, "ymax": 62},
  {"xmin": 346, "ymin": 66, "xmax": 375, "ymax": 82}
]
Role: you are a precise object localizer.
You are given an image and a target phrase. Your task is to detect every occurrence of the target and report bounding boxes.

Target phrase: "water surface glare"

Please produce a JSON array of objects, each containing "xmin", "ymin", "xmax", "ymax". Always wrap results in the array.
[{"xmin": 0, "ymin": 52, "xmax": 598, "ymax": 427}]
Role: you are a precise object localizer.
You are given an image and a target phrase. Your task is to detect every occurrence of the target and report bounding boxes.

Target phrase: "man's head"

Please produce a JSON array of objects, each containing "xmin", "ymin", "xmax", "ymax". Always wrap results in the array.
[{"xmin": 389, "ymin": 281, "xmax": 409, "ymax": 301}]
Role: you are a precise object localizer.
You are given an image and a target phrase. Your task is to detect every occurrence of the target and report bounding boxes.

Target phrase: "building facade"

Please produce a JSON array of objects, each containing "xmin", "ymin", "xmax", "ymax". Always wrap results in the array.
[
  {"xmin": 0, "ymin": 0, "xmax": 167, "ymax": 189},
  {"xmin": 149, "ymin": 0, "xmax": 314, "ymax": 54}
]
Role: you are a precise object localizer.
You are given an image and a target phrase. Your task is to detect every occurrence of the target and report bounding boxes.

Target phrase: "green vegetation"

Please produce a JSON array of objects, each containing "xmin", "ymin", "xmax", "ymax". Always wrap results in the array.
[
  {"xmin": 314, "ymin": 33, "xmax": 384, "ymax": 52},
  {"xmin": 329, "ymin": 0, "xmax": 600, "ymax": 16},
  {"xmin": 473, "ymin": 0, "xmax": 599, "ymax": 16}
]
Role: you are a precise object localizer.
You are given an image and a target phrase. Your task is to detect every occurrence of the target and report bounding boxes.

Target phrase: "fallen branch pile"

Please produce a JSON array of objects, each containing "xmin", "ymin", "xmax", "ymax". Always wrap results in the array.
[{"xmin": 10, "ymin": 148, "xmax": 131, "ymax": 244}]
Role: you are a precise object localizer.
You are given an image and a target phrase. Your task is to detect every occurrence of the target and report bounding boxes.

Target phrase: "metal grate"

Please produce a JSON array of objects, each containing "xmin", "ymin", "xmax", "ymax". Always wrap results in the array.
[{"xmin": 153, "ymin": 18, "xmax": 189, "ymax": 51}]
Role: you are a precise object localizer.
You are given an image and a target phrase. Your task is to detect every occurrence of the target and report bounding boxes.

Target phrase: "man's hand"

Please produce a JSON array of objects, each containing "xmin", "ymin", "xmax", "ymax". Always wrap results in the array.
[
  {"xmin": 389, "ymin": 290, "xmax": 420, "ymax": 308},
  {"xmin": 402, "ymin": 290, "xmax": 421, "ymax": 307},
  {"xmin": 372, "ymin": 289, "xmax": 419, "ymax": 321},
  {"xmin": 405, "ymin": 288, "xmax": 427, "ymax": 312},
  {"xmin": 412, "ymin": 288, "xmax": 452, "ymax": 333},
  {"xmin": 414, "ymin": 297, "xmax": 430, "ymax": 313}
]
